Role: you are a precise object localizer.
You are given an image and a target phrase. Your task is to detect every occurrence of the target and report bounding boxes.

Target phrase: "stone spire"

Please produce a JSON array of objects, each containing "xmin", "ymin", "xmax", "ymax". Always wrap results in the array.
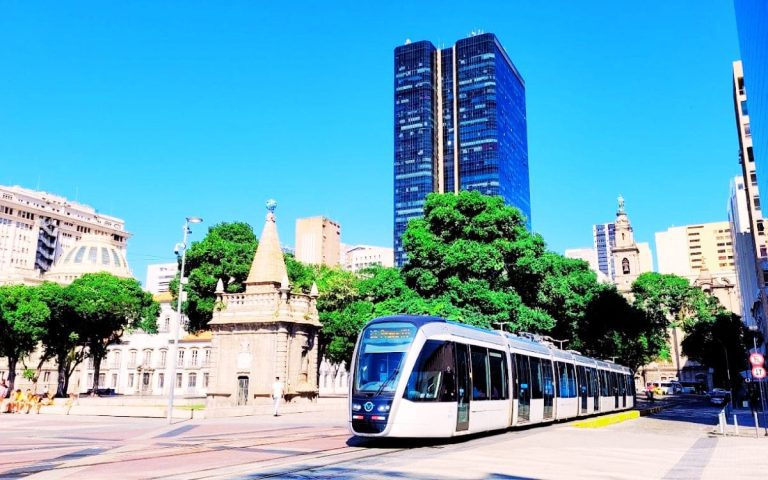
[{"xmin": 245, "ymin": 199, "xmax": 288, "ymax": 291}]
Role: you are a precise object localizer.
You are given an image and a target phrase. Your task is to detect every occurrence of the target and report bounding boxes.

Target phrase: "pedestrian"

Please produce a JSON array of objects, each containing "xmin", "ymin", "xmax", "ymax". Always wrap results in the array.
[{"xmin": 272, "ymin": 376, "xmax": 284, "ymax": 416}]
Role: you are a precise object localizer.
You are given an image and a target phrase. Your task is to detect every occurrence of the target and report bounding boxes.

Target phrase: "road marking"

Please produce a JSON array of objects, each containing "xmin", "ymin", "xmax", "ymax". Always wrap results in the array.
[{"xmin": 662, "ymin": 437, "xmax": 718, "ymax": 479}]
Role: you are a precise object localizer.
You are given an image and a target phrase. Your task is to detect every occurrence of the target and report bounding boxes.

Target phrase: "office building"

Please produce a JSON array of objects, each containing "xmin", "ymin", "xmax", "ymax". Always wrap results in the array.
[
  {"xmin": 734, "ymin": 1, "xmax": 768, "ymax": 212},
  {"xmin": 593, "ymin": 223, "xmax": 616, "ymax": 279},
  {"xmin": 394, "ymin": 33, "xmax": 530, "ymax": 266},
  {"xmin": 656, "ymin": 222, "xmax": 735, "ymax": 276},
  {"xmin": 342, "ymin": 244, "xmax": 394, "ymax": 272},
  {"xmin": 729, "ymin": 176, "xmax": 761, "ymax": 327},
  {"xmin": 145, "ymin": 262, "xmax": 178, "ymax": 294},
  {"xmin": 0, "ymin": 185, "xmax": 129, "ymax": 284},
  {"xmin": 295, "ymin": 216, "xmax": 340, "ymax": 267}
]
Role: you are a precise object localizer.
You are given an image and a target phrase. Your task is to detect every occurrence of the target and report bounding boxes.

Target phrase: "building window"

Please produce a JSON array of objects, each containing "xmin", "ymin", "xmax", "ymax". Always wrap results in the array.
[
  {"xmin": 622, "ymin": 258, "xmax": 630, "ymax": 274},
  {"xmin": 158, "ymin": 373, "xmax": 165, "ymax": 389},
  {"xmin": 129, "ymin": 350, "xmax": 137, "ymax": 368},
  {"xmin": 177, "ymin": 349, "xmax": 185, "ymax": 367},
  {"xmin": 143, "ymin": 350, "xmax": 152, "ymax": 366},
  {"xmin": 112, "ymin": 373, "xmax": 118, "ymax": 387},
  {"xmin": 160, "ymin": 350, "xmax": 167, "ymax": 367},
  {"xmin": 128, "ymin": 373, "xmax": 135, "ymax": 388},
  {"xmin": 204, "ymin": 349, "xmax": 211, "ymax": 366},
  {"xmin": 188, "ymin": 373, "xmax": 197, "ymax": 388},
  {"xmin": 98, "ymin": 373, "xmax": 105, "ymax": 387},
  {"xmin": 191, "ymin": 349, "xmax": 198, "ymax": 367},
  {"xmin": 203, "ymin": 373, "xmax": 209, "ymax": 388},
  {"xmin": 176, "ymin": 373, "xmax": 183, "ymax": 388},
  {"xmin": 163, "ymin": 317, "xmax": 170, "ymax": 332},
  {"xmin": 43, "ymin": 371, "xmax": 51, "ymax": 383}
]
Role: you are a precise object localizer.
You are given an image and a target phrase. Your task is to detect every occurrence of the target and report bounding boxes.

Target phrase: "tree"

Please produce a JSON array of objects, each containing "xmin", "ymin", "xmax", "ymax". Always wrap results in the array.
[
  {"xmin": 36, "ymin": 281, "xmax": 82, "ymax": 397},
  {"xmin": 68, "ymin": 273, "xmax": 159, "ymax": 392},
  {"xmin": 631, "ymin": 272, "xmax": 719, "ymax": 371},
  {"xmin": 0, "ymin": 284, "xmax": 49, "ymax": 391},
  {"xmin": 402, "ymin": 191, "xmax": 554, "ymax": 332},
  {"xmin": 682, "ymin": 311, "xmax": 747, "ymax": 391},
  {"xmin": 171, "ymin": 222, "xmax": 258, "ymax": 332}
]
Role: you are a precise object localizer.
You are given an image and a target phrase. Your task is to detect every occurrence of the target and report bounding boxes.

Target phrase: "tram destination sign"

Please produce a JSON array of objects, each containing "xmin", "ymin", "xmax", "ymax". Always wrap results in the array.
[{"xmin": 750, "ymin": 353, "xmax": 765, "ymax": 366}]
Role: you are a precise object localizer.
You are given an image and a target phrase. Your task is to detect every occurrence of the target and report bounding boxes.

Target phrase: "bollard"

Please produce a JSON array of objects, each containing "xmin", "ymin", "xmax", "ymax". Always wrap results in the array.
[
  {"xmin": 719, "ymin": 411, "xmax": 726, "ymax": 435},
  {"xmin": 734, "ymin": 414, "xmax": 739, "ymax": 436},
  {"xmin": 754, "ymin": 411, "xmax": 760, "ymax": 438}
]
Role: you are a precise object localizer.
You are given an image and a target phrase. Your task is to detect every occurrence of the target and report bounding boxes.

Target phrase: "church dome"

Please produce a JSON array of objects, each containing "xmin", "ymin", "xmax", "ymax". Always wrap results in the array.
[{"xmin": 45, "ymin": 234, "xmax": 132, "ymax": 285}]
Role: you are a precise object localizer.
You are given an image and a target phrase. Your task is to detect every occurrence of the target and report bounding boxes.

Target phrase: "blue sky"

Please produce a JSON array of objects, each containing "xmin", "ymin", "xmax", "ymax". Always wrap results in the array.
[{"xmin": 0, "ymin": 1, "xmax": 742, "ymax": 284}]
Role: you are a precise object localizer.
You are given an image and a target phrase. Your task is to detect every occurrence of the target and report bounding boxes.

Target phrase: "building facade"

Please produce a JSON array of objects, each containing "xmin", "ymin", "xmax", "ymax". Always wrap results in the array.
[
  {"xmin": 394, "ymin": 33, "xmax": 530, "ymax": 266},
  {"xmin": 734, "ymin": 1, "xmax": 768, "ymax": 215},
  {"xmin": 0, "ymin": 185, "xmax": 128, "ymax": 284},
  {"xmin": 342, "ymin": 244, "xmax": 394, "ymax": 272},
  {"xmin": 295, "ymin": 216, "xmax": 340, "ymax": 267},
  {"xmin": 655, "ymin": 222, "xmax": 736, "ymax": 276},
  {"xmin": 729, "ymin": 176, "xmax": 761, "ymax": 328},
  {"xmin": 145, "ymin": 262, "xmax": 178, "ymax": 294},
  {"xmin": 593, "ymin": 223, "xmax": 616, "ymax": 279}
]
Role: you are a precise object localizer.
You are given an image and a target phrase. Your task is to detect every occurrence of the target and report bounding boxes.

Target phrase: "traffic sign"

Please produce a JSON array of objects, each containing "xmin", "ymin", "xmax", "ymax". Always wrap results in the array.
[
  {"xmin": 750, "ymin": 353, "xmax": 765, "ymax": 366},
  {"xmin": 753, "ymin": 366, "xmax": 767, "ymax": 379}
]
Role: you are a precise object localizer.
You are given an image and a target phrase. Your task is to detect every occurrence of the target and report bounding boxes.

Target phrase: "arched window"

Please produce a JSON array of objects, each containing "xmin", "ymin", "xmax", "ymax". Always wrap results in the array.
[{"xmin": 622, "ymin": 258, "xmax": 630, "ymax": 274}]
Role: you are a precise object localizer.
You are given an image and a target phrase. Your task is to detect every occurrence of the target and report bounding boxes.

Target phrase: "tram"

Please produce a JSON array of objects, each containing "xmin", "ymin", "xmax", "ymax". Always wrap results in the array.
[{"xmin": 349, "ymin": 315, "xmax": 635, "ymax": 438}]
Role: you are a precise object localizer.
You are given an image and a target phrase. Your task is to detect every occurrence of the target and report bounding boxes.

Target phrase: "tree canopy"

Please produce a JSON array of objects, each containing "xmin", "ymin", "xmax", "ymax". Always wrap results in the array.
[{"xmin": 0, "ymin": 284, "xmax": 49, "ymax": 390}]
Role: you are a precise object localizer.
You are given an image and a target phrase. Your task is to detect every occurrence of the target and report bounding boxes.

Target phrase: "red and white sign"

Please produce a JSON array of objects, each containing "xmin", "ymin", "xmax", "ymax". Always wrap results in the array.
[
  {"xmin": 753, "ymin": 366, "xmax": 767, "ymax": 379},
  {"xmin": 750, "ymin": 353, "xmax": 765, "ymax": 366}
]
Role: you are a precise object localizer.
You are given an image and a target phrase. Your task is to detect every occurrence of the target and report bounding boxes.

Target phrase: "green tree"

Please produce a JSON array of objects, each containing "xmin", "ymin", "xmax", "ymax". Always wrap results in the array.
[
  {"xmin": 36, "ymin": 282, "xmax": 83, "ymax": 396},
  {"xmin": 68, "ymin": 273, "xmax": 159, "ymax": 392},
  {"xmin": 682, "ymin": 311, "xmax": 747, "ymax": 391},
  {"xmin": 171, "ymin": 222, "xmax": 258, "ymax": 332},
  {"xmin": 0, "ymin": 284, "xmax": 49, "ymax": 391},
  {"xmin": 402, "ymin": 191, "xmax": 553, "ymax": 331},
  {"xmin": 631, "ymin": 272, "xmax": 719, "ymax": 367}
]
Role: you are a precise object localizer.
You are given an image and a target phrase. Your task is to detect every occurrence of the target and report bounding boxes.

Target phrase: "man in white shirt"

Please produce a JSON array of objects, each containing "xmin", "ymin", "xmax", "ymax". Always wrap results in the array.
[{"xmin": 272, "ymin": 377, "xmax": 284, "ymax": 416}]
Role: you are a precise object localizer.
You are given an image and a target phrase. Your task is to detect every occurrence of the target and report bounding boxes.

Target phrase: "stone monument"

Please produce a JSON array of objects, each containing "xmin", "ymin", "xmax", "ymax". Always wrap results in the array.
[{"xmin": 206, "ymin": 200, "xmax": 322, "ymax": 411}]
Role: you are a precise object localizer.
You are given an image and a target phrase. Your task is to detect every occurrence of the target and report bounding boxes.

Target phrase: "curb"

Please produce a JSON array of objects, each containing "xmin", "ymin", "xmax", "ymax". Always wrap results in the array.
[{"xmin": 571, "ymin": 401, "xmax": 676, "ymax": 428}]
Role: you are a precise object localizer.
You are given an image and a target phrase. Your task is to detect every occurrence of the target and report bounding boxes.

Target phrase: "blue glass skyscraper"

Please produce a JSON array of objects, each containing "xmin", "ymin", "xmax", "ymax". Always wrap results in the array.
[
  {"xmin": 394, "ymin": 33, "xmax": 530, "ymax": 267},
  {"xmin": 734, "ymin": 1, "xmax": 768, "ymax": 217}
]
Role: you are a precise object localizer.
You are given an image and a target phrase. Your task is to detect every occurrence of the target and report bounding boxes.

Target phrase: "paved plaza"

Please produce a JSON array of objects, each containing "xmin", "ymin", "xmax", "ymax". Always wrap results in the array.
[{"xmin": 1, "ymin": 397, "xmax": 767, "ymax": 479}]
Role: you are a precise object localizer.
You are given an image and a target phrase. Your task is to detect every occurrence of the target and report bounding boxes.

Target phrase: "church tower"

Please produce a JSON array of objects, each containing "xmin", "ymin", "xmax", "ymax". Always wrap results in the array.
[{"xmin": 612, "ymin": 195, "xmax": 641, "ymax": 292}]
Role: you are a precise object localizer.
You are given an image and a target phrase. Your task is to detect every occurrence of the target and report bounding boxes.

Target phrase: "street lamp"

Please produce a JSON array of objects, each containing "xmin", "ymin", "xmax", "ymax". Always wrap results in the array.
[{"xmin": 167, "ymin": 216, "xmax": 203, "ymax": 424}]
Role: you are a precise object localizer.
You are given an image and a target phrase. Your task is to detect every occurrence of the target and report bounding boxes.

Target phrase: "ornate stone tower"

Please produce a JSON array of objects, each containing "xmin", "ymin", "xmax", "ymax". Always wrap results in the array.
[
  {"xmin": 206, "ymin": 200, "xmax": 322, "ymax": 411},
  {"xmin": 612, "ymin": 195, "xmax": 641, "ymax": 293}
]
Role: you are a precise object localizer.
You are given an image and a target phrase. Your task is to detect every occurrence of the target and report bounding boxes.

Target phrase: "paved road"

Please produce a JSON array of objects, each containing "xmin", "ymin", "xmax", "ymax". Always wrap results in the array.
[{"xmin": 1, "ymin": 397, "xmax": 766, "ymax": 479}]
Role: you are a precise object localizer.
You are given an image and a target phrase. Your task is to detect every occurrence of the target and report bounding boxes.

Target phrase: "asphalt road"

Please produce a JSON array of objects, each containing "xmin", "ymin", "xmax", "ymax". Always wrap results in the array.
[{"xmin": 1, "ymin": 396, "xmax": 766, "ymax": 479}]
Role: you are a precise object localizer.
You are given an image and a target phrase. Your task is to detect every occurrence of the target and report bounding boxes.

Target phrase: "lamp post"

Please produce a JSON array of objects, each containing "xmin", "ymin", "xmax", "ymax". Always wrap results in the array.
[{"xmin": 167, "ymin": 216, "xmax": 202, "ymax": 424}]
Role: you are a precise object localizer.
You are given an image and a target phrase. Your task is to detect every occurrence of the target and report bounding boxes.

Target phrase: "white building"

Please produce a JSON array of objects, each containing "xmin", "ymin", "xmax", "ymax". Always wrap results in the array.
[
  {"xmin": 145, "ymin": 262, "xmax": 178, "ymax": 294},
  {"xmin": 729, "ymin": 176, "xmax": 761, "ymax": 328},
  {"xmin": 342, "ymin": 244, "xmax": 394, "ymax": 272},
  {"xmin": 0, "ymin": 185, "xmax": 128, "ymax": 284}
]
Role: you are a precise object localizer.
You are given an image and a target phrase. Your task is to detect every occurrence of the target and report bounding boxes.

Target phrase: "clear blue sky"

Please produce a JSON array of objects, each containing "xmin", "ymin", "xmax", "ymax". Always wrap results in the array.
[{"xmin": 0, "ymin": 1, "xmax": 742, "ymax": 284}]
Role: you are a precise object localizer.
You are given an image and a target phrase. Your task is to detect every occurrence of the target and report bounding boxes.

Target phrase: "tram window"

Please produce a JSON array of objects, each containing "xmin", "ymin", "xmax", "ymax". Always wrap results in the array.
[
  {"xmin": 542, "ymin": 359, "xmax": 554, "ymax": 398},
  {"xmin": 618, "ymin": 373, "xmax": 626, "ymax": 396},
  {"xmin": 510, "ymin": 353, "xmax": 518, "ymax": 399},
  {"xmin": 404, "ymin": 340, "xmax": 456, "ymax": 402},
  {"xmin": 588, "ymin": 368, "xmax": 598, "ymax": 397},
  {"xmin": 600, "ymin": 370, "xmax": 610, "ymax": 396},
  {"xmin": 562, "ymin": 363, "xmax": 576, "ymax": 398},
  {"xmin": 471, "ymin": 347, "xmax": 489, "ymax": 400},
  {"xmin": 488, "ymin": 350, "xmax": 508, "ymax": 400},
  {"xmin": 529, "ymin": 356, "xmax": 543, "ymax": 399}
]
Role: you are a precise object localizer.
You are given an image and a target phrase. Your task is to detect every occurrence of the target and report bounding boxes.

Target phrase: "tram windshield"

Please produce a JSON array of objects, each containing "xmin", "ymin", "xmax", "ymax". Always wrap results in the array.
[{"xmin": 353, "ymin": 321, "xmax": 417, "ymax": 395}]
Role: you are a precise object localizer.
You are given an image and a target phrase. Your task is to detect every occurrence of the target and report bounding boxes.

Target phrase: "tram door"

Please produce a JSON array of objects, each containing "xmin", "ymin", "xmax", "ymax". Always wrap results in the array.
[
  {"xmin": 613, "ymin": 373, "xmax": 620, "ymax": 408},
  {"xmin": 542, "ymin": 359, "xmax": 554, "ymax": 420},
  {"xmin": 590, "ymin": 368, "xmax": 600, "ymax": 412},
  {"xmin": 516, "ymin": 355, "xmax": 531, "ymax": 423},
  {"xmin": 619, "ymin": 373, "xmax": 627, "ymax": 408},
  {"xmin": 237, "ymin": 376, "xmax": 249, "ymax": 406},
  {"xmin": 455, "ymin": 343, "xmax": 470, "ymax": 432},
  {"xmin": 576, "ymin": 365, "xmax": 588, "ymax": 414}
]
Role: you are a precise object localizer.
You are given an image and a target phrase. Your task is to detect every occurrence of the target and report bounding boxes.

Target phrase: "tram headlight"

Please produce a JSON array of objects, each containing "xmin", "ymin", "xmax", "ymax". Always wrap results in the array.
[
  {"xmin": 377, "ymin": 404, "xmax": 390, "ymax": 412},
  {"xmin": 352, "ymin": 403, "xmax": 362, "ymax": 412}
]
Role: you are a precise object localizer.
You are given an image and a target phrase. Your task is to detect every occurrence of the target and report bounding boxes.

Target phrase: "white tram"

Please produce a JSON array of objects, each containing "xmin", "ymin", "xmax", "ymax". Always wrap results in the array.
[{"xmin": 349, "ymin": 315, "xmax": 635, "ymax": 437}]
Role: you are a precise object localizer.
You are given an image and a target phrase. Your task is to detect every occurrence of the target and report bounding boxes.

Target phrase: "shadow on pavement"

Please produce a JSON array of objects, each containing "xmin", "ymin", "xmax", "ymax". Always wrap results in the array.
[{"xmin": 245, "ymin": 465, "xmax": 537, "ymax": 479}]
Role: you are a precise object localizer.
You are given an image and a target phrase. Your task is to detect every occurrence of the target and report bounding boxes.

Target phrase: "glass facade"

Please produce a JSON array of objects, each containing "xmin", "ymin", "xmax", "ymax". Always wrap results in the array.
[
  {"xmin": 394, "ymin": 34, "xmax": 530, "ymax": 267},
  {"xmin": 735, "ymin": 0, "xmax": 768, "ymax": 220},
  {"xmin": 593, "ymin": 223, "xmax": 616, "ymax": 279}
]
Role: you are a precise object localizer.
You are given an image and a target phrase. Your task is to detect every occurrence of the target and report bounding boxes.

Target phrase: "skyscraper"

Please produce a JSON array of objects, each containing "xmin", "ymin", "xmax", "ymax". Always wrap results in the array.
[
  {"xmin": 593, "ymin": 223, "xmax": 616, "ymax": 279},
  {"xmin": 393, "ymin": 33, "xmax": 530, "ymax": 266}
]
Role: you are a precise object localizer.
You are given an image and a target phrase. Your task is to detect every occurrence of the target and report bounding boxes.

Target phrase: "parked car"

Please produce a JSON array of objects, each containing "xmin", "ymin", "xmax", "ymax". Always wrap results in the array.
[
  {"xmin": 709, "ymin": 389, "xmax": 731, "ymax": 406},
  {"xmin": 659, "ymin": 382, "xmax": 682, "ymax": 395}
]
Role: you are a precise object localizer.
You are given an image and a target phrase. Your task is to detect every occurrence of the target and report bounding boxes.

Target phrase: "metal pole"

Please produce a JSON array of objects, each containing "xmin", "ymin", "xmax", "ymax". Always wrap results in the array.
[
  {"xmin": 734, "ymin": 414, "xmax": 739, "ymax": 436},
  {"xmin": 167, "ymin": 220, "xmax": 190, "ymax": 424},
  {"xmin": 753, "ymin": 335, "xmax": 768, "ymax": 435}
]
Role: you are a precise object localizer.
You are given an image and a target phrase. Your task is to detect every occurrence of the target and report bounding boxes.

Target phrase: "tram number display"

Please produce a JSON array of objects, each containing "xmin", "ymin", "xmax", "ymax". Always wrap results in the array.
[{"xmin": 366, "ymin": 327, "xmax": 415, "ymax": 341}]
